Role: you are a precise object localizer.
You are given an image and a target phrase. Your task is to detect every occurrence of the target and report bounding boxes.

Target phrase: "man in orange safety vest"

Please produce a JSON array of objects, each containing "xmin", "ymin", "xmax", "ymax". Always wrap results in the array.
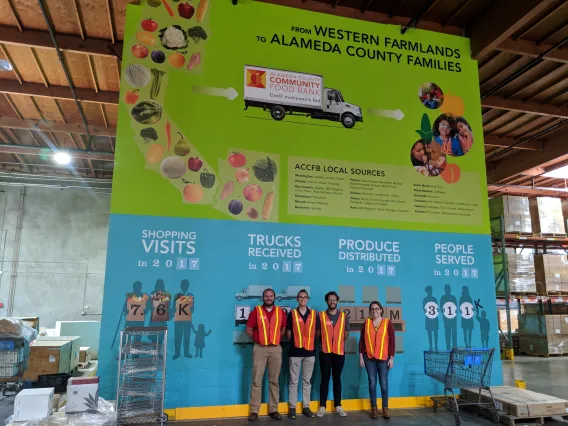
[{"xmin": 246, "ymin": 288, "xmax": 286, "ymax": 421}]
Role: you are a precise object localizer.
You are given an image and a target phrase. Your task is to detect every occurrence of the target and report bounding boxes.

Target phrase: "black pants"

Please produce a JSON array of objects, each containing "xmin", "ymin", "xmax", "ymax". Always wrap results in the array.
[{"xmin": 319, "ymin": 352, "xmax": 345, "ymax": 407}]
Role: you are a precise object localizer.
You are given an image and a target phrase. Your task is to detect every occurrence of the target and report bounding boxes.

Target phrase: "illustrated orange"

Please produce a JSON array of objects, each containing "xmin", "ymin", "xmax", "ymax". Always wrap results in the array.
[
  {"xmin": 183, "ymin": 183, "xmax": 205, "ymax": 203},
  {"xmin": 169, "ymin": 53, "xmax": 185, "ymax": 68},
  {"xmin": 440, "ymin": 92, "xmax": 465, "ymax": 116},
  {"xmin": 440, "ymin": 163, "xmax": 461, "ymax": 184}
]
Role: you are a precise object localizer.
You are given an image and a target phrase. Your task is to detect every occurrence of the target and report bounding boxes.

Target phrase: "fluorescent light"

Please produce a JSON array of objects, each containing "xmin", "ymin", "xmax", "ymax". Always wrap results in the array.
[
  {"xmin": 0, "ymin": 60, "xmax": 13, "ymax": 71},
  {"xmin": 542, "ymin": 165, "xmax": 568, "ymax": 179},
  {"xmin": 53, "ymin": 152, "xmax": 71, "ymax": 165}
]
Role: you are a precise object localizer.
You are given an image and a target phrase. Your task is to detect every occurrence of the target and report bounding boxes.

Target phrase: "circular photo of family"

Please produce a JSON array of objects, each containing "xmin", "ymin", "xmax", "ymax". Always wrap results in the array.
[
  {"xmin": 419, "ymin": 82, "xmax": 444, "ymax": 109},
  {"xmin": 411, "ymin": 140, "xmax": 447, "ymax": 177},
  {"xmin": 432, "ymin": 113, "xmax": 473, "ymax": 157}
]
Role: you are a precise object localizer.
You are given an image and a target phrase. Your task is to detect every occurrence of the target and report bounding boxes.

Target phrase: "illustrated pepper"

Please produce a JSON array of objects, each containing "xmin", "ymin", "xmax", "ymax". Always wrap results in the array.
[
  {"xmin": 166, "ymin": 120, "xmax": 171, "ymax": 151},
  {"xmin": 162, "ymin": 0, "xmax": 175, "ymax": 18}
]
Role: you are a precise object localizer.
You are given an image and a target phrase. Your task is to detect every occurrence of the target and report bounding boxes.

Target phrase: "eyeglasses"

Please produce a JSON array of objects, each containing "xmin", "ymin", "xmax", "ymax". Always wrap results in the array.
[{"xmin": 439, "ymin": 123, "xmax": 451, "ymax": 130}]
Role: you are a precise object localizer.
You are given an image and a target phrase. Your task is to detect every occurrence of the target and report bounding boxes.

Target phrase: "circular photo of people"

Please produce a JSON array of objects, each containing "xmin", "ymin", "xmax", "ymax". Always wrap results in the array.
[
  {"xmin": 432, "ymin": 113, "xmax": 474, "ymax": 157},
  {"xmin": 419, "ymin": 82, "xmax": 444, "ymax": 109},
  {"xmin": 410, "ymin": 139, "xmax": 447, "ymax": 177}
]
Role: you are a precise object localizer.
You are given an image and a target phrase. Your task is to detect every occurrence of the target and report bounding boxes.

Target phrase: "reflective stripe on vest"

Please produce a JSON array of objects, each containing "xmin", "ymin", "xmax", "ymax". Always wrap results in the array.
[
  {"xmin": 257, "ymin": 305, "xmax": 282, "ymax": 346},
  {"xmin": 320, "ymin": 311, "xmax": 345, "ymax": 355},
  {"xmin": 293, "ymin": 308, "xmax": 316, "ymax": 350},
  {"xmin": 364, "ymin": 318, "xmax": 390, "ymax": 360}
]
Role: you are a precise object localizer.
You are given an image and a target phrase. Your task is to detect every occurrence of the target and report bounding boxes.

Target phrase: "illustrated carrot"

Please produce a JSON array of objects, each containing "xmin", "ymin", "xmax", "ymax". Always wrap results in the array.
[
  {"xmin": 262, "ymin": 191, "xmax": 274, "ymax": 220},
  {"xmin": 165, "ymin": 120, "xmax": 171, "ymax": 151},
  {"xmin": 196, "ymin": 0, "xmax": 209, "ymax": 22},
  {"xmin": 220, "ymin": 181, "xmax": 234, "ymax": 200},
  {"xmin": 162, "ymin": 0, "xmax": 175, "ymax": 18}
]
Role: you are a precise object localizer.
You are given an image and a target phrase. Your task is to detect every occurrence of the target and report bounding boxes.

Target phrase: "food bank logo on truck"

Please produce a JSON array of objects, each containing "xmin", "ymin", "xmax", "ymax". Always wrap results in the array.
[{"xmin": 244, "ymin": 65, "xmax": 362, "ymax": 129}]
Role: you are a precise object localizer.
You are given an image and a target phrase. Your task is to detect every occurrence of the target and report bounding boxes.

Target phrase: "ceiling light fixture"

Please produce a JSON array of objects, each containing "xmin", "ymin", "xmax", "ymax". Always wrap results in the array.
[
  {"xmin": 0, "ymin": 60, "xmax": 13, "ymax": 72},
  {"xmin": 542, "ymin": 164, "xmax": 568, "ymax": 179},
  {"xmin": 53, "ymin": 152, "xmax": 71, "ymax": 165}
]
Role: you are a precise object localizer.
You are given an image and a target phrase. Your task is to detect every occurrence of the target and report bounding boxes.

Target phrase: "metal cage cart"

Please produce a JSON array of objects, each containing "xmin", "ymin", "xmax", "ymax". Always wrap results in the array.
[
  {"xmin": 116, "ymin": 326, "xmax": 168, "ymax": 425},
  {"xmin": 0, "ymin": 337, "xmax": 30, "ymax": 395},
  {"xmin": 424, "ymin": 348, "xmax": 499, "ymax": 426}
]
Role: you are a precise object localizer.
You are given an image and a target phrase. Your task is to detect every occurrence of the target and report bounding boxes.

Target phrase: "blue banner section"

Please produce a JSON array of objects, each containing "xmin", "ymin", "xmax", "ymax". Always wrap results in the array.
[{"xmin": 99, "ymin": 214, "xmax": 501, "ymax": 408}]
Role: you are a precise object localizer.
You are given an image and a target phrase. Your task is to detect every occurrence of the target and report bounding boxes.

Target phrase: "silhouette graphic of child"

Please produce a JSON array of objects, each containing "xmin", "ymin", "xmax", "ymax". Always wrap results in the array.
[
  {"xmin": 477, "ymin": 310, "xmax": 490, "ymax": 348},
  {"xmin": 191, "ymin": 324, "xmax": 212, "ymax": 358}
]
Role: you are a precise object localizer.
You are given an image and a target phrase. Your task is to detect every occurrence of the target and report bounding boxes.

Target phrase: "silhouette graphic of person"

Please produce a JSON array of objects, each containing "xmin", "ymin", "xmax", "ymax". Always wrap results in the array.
[
  {"xmin": 440, "ymin": 284, "xmax": 458, "ymax": 350},
  {"xmin": 123, "ymin": 281, "xmax": 147, "ymax": 345},
  {"xmin": 149, "ymin": 279, "xmax": 171, "ymax": 344},
  {"xmin": 173, "ymin": 279, "xmax": 195, "ymax": 360},
  {"xmin": 192, "ymin": 324, "xmax": 212, "ymax": 358},
  {"xmin": 423, "ymin": 286, "xmax": 439, "ymax": 352},
  {"xmin": 460, "ymin": 286, "xmax": 474, "ymax": 348},
  {"xmin": 477, "ymin": 310, "xmax": 490, "ymax": 348}
]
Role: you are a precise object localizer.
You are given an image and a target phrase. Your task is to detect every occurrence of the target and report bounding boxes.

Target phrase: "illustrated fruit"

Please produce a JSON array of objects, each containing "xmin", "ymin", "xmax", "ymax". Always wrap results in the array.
[
  {"xmin": 440, "ymin": 163, "xmax": 461, "ymax": 184},
  {"xmin": 253, "ymin": 156, "xmax": 277, "ymax": 182},
  {"xmin": 236, "ymin": 168, "xmax": 249, "ymax": 183},
  {"xmin": 124, "ymin": 89, "xmax": 139, "ymax": 105},
  {"xmin": 228, "ymin": 199, "xmax": 243, "ymax": 215},
  {"xmin": 169, "ymin": 53, "xmax": 185, "ymax": 68},
  {"xmin": 228, "ymin": 152, "xmax": 246, "ymax": 168},
  {"xmin": 220, "ymin": 181, "xmax": 234, "ymax": 200},
  {"xmin": 141, "ymin": 18, "xmax": 159, "ymax": 32},
  {"xmin": 174, "ymin": 133, "xmax": 191, "ymax": 156},
  {"xmin": 243, "ymin": 184, "xmax": 262, "ymax": 202},
  {"xmin": 132, "ymin": 44, "xmax": 149, "ymax": 58},
  {"xmin": 146, "ymin": 144, "xmax": 164, "ymax": 164},
  {"xmin": 416, "ymin": 113, "xmax": 432, "ymax": 144},
  {"xmin": 183, "ymin": 183, "xmax": 205, "ymax": 203},
  {"xmin": 200, "ymin": 169, "xmax": 216, "ymax": 188},
  {"xmin": 187, "ymin": 156, "xmax": 203, "ymax": 172},
  {"xmin": 160, "ymin": 156, "xmax": 186, "ymax": 179},
  {"xmin": 263, "ymin": 191, "xmax": 274, "ymax": 220},
  {"xmin": 125, "ymin": 64, "xmax": 151, "ymax": 88},
  {"xmin": 151, "ymin": 50, "xmax": 166, "ymax": 63},
  {"xmin": 147, "ymin": 0, "xmax": 160, "ymax": 7},
  {"xmin": 131, "ymin": 101, "xmax": 163, "ymax": 124},
  {"xmin": 246, "ymin": 207, "xmax": 259, "ymax": 220},
  {"xmin": 178, "ymin": 2, "xmax": 195, "ymax": 19},
  {"xmin": 440, "ymin": 92, "xmax": 465, "ymax": 116},
  {"xmin": 136, "ymin": 31, "xmax": 157, "ymax": 46},
  {"xmin": 187, "ymin": 52, "xmax": 201, "ymax": 71}
]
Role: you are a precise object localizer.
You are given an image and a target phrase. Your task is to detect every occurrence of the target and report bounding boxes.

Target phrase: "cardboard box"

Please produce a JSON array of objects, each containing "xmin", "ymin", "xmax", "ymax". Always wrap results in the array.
[
  {"xmin": 66, "ymin": 377, "xmax": 99, "ymax": 413},
  {"xmin": 79, "ymin": 346, "xmax": 91, "ymax": 364},
  {"xmin": 37, "ymin": 336, "xmax": 81, "ymax": 372},
  {"xmin": 494, "ymin": 253, "xmax": 537, "ymax": 293},
  {"xmin": 530, "ymin": 197, "xmax": 566, "ymax": 235},
  {"xmin": 14, "ymin": 388, "xmax": 54, "ymax": 421},
  {"xmin": 490, "ymin": 196, "xmax": 532, "ymax": 233},
  {"xmin": 24, "ymin": 341, "xmax": 72, "ymax": 381}
]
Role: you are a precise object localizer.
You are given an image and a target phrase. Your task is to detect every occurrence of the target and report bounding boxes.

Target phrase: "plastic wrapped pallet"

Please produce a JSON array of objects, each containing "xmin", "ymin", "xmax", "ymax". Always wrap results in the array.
[
  {"xmin": 494, "ymin": 253, "xmax": 537, "ymax": 293},
  {"xmin": 534, "ymin": 254, "xmax": 568, "ymax": 293},
  {"xmin": 530, "ymin": 197, "xmax": 566, "ymax": 235},
  {"xmin": 489, "ymin": 195, "xmax": 532, "ymax": 234},
  {"xmin": 518, "ymin": 314, "xmax": 568, "ymax": 355}
]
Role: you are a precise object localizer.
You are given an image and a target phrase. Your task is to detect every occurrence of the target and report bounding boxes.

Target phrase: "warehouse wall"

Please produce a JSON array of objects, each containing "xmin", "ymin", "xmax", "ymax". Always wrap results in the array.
[{"xmin": 0, "ymin": 185, "xmax": 110, "ymax": 327}]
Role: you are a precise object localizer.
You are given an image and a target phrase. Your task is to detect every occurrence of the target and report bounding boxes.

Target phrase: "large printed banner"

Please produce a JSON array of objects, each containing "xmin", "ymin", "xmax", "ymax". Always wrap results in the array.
[{"xmin": 100, "ymin": 0, "xmax": 500, "ymax": 410}]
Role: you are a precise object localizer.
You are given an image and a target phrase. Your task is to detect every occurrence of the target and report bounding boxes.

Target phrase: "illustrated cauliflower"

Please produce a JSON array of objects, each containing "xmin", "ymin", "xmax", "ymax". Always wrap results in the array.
[{"xmin": 160, "ymin": 25, "xmax": 188, "ymax": 50}]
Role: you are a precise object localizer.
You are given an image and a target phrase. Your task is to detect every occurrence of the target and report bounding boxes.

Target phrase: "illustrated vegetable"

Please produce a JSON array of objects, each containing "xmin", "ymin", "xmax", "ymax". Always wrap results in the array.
[
  {"xmin": 124, "ymin": 89, "xmax": 139, "ymax": 105},
  {"xmin": 416, "ymin": 113, "xmax": 432, "ymax": 144},
  {"xmin": 246, "ymin": 207, "xmax": 259, "ymax": 220},
  {"xmin": 125, "ymin": 64, "xmax": 151, "ymax": 88},
  {"xmin": 235, "ymin": 168, "xmax": 249, "ymax": 183},
  {"xmin": 160, "ymin": 156, "xmax": 186, "ymax": 179},
  {"xmin": 262, "ymin": 191, "xmax": 274, "ymax": 220},
  {"xmin": 148, "ymin": 0, "xmax": 160, "ymax": 7},
  {"xmin": 146, "ymin": 144, "xmax": 164, "ymax": 164},
  {"xmin": 150, "ymin": 68, "xmax": 166, "ymax": 99},
  {"xmin": 252, "ymin": 156, "xmax": 277, "ymax": 182},
  {"xmin": 183, "ymin": 183, "xmax": 205, "ymax": 203},
  {"xmin": 188, "ymin": 26, "xmax": 208, "ymax": 43},
  {"xmin": 131, "ymin": 101, "xmax": 163, "ymax": 124},
  {"xmin": 162, "ymin": 0, "xmax": 176, "ymax": 18},
  {"xmin": 228, "ymin": 152, "xmax": 246, "ymax": 168},
  {"xmin": 136, "ymin": 31, "xmax": 157, "ymax": 46},
  {"xmin": 132, "ymin": 44, "xmax": 149, "ymax": 58},
  {"xmin": 200, "ymin": 169, "xmax": 215, "ymax": 188},
  {"xmin": 243, "ymin": 184, "xmax": 262, "ymax": 202},
  {"xmin": 140, "ymin": 127, "xmax": 158, "ymax": 142},
  {"xmin": 174, "ymin": 132, "xmax": 191, "ymax": 156},
  {"xmin": 178, "ymin": 2, "xmax": 194, "ymax": 19},
  {"xmin": 165, "ymin": 120, "xmax": 172, "ymax": 151},
  {"xmin": 159, "ymin": 25, "xmax": 188, "ymax": 50},
  {"xmin": 228, "ymin": 199, "xmax": 243, "ymax": 215},
  {"xmin": 196, "ymin": 0, "xmax": 209, "ymax": 22},
  {"xmin": 187, "ymin": 156, "xmax": 203, "ymax": 172},
  {"xmin": 220, "ymin": 181, "xmax": 234, "ymax": 200},
  {"xmin": 187, "ymin": 52, "xmax": 201, "ymax": 71},
  {"xmin": 151, "ymin": 50, "xmax": 166, "ymax": 63},
  {"xmin": 141, "ymin": 18, "xmax": 159, "ymax": 32},
  {"xmin": 169, "ymin": 53, "xmax": 185, "ymax": 68}
]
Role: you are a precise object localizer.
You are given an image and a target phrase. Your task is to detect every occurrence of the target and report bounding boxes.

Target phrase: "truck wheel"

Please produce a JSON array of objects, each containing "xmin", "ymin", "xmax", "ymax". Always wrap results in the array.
[
  {"xmin": 341, "ymin": 113, "xmax": 355, "ymax": 128},
  {"xmin": 270, "ymin": 105, "xmax": 286, "ymax": 121},
  {"xmin": 236, "ymin": 296, "xmax": 242, "ymax": 301}
]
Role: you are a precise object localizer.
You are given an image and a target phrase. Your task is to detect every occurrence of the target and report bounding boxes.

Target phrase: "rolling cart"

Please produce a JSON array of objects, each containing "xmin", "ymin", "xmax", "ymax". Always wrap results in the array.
[
  {"xmin": 424, "ymin": 348, "xmax": 499, "ymax": 425},
  {"xmin": 116, "ymin": 326, "xmax": 168, "ymax": 425},
  {"xmin": 0, "ymin": 337, "xmax": 30, "ymax": 396}
]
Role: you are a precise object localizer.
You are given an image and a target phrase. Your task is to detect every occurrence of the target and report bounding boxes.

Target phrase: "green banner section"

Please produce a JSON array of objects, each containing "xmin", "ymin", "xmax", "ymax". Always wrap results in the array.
[{"xmin": 111, "ymin": 0, "xmax": 490, "ymax": 234}]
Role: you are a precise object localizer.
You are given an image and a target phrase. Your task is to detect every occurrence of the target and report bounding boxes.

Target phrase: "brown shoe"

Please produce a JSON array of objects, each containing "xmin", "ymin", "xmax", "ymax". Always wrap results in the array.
[
  {"xmin": 370, "ymin": 407, "xmax": 378, "ymax": 419},
  {"xmin": 269, "ymin": 412, "xmax": 282, "ymax": 420},
  {"xmin": 248, "ymin": 413, "xmax": 258, "ymax": 421},
  {"xmin": 382, "ymin": 408, "xmax": 390, "ymax": 419}
]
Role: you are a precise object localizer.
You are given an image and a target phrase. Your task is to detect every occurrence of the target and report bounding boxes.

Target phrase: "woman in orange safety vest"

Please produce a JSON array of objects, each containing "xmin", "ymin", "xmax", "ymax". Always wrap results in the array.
[{"xmin": 359, "ymin": 301, "xmax": 395, "ymax": 420}]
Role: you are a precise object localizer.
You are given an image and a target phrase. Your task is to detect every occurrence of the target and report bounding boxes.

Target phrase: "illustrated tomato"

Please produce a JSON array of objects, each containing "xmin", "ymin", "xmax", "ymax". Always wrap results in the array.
[
  {"xmin": 168, "ymin": 53, "xmax": 185, "ymax": 68},
  {"xmin": 228, "ymin": 152, "xmax": 246, "ymax": 168},
  {"xmin": 141, "ymin": 18, "xmax": 158, "ymax": 32},
  {"xmin": 124, "ymin": 89, "xmax": 139, "ymax": 105},
  {"xmin": 131, "ymin": 44, "xmax": 149, "ymax": 58}
]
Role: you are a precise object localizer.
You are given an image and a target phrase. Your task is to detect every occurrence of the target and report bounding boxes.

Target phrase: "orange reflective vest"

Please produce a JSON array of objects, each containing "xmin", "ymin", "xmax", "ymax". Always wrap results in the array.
[
  {"xmin": 364, "ymin": 318, "xmax": 390, "ymax": 361},
  {"xmin": 292, "ymin": 308, "xmax": 316, "ymax": 350},
  {"xmin": 320, "ymin": 311, "xmax": 346, "ymax": 355},
  {"xmin": 256, "ymin": 305, "xmax": 284, "ymax": 346}
]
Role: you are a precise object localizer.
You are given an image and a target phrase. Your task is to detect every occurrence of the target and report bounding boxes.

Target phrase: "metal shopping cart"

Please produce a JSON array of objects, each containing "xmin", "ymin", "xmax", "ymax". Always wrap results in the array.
[
  {"xmin": 424, "ymin": 348, "xmax": 499, "ymax": 426},
  {"xmin": 0, "ymin": 335, "xmax": 30, "ymax": 396}
]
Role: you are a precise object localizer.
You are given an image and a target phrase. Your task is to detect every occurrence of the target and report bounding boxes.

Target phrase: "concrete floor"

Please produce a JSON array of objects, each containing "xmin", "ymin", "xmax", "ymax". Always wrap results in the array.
[{"xmin": 502, "ymin": 356, "xmax": 568, "ymax": 399}]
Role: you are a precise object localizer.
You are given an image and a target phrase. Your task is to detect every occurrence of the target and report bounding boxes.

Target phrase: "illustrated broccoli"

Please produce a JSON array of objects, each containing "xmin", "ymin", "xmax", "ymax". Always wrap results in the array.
[
  {"xmin": 140, "ymin": 127, "xmax": 158, "ymax": 143},
  {"xmin": 187, "ymin": 26, "xmax": 208, "ymax": 43}
]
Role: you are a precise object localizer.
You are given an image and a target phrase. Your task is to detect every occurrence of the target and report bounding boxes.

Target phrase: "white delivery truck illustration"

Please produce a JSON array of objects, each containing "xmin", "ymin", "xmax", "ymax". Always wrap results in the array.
[
  {"xmin": 235, "ymin": 285, "xmax": 272, "ymax": 301},
  {"xmin": 244, "ymin": 65, "xmax": 363, "ymax": 129}
]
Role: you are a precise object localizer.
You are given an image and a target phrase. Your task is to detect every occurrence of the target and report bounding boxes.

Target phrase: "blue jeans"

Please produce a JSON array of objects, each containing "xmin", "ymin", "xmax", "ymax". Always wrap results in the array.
[{"xmin": 363, "ymin": 354, "xmax": 389, "ymax": 408}]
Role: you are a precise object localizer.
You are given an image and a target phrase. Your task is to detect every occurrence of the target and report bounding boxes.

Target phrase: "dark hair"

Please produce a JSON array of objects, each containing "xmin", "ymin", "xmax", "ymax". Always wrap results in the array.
[
  {"xmin": 455, "ymin": 116, "xmax": 472, "ymax": 132},
  {"xmin": 369, "ymin": 301, "xmax": 383, "ymax": 315},
  {"xmin": 297, "ymin": 289, "xmax": 309, "ymax": 298},
  {"xmin": 432, "ymin": 113, "xmax": 457, "ymax": 139},
  {"xmin": 263, "ymin": 288, "xmax": 275, "ymax": 297},
  {"xmin": 410, "ymin": 140, "xmax": 426, "ymax": 167},
  {"xmin": 325, "ymin": 291, "xmax": 340, "ymax": 303}
]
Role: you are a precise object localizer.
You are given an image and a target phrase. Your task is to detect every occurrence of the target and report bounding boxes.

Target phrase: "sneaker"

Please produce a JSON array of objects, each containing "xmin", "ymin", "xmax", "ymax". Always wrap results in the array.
[
  {"xmin": 335, "ymin": 406, "xmax": 347, "ymax": 417},
  {"xmin": 316, "ymin": 407, "xmax": 326, "ymax": 417},
  {"xmin": 303, "ymin": 407, "xmax": 315, "ymax": 418},
  {"xmin": 288, "ymin": 408, "xmax": 296, "ymax": 419}
]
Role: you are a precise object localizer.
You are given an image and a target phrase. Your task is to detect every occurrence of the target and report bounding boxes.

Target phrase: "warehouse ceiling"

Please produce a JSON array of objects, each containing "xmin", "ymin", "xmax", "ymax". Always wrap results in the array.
[{"xmin": 0, "ymin": 0, "xmax": 566, "ymax": 195}]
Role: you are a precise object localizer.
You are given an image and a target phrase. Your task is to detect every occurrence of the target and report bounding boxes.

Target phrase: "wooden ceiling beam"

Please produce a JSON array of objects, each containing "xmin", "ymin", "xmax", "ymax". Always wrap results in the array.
[
  {"xmin": 0, "ymin": 80, "xmax": 118, "ymax": 105},
  {"xmin": 469, "ymin": 0, "xmax": 556, "ymax": 60},
  {"xmin": 497, "ymin": 38, "xmax": 568, "ymax": 64},
  {"xmin": 0, "ymin": 143, "xmax": 114, "ymax": 161},
  {"xmin": 0, "ymin": 116, "xmax": 116, "ymax": 137},
  {"xmin": 484, "ymin": 135, "xmax": 542, "ymax": 150},
  {"xmin": 482, "ymin": 95, "xmax": 568, "ymax": 118},
  {"xmin": 0, "ymin": 26, "xmax": 122, "ymax": 58},
  {"xmin": 487, "ymin": 184, "xmax": 568, "ymax": 196}
]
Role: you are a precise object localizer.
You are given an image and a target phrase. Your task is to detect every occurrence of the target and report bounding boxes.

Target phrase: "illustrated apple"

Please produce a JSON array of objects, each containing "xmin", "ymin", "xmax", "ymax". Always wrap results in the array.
[
  {"xmin": 236, "ymin": 168, "xmax": 250, "ymax": 183},
  {"xmin": 243, "ymin": 184, "xmax": 262, "ymax": 202},
  {"xmin": 141, "ymin": 18, "xmax": 158, "ymax": 32},
  {"xmin": 228, "ymin": 152, "xmax": 246, "ymax": 168},
  {"xmin": 132, "ymin": 44, "xmax": 149, "ymax": 58},
  {"xmin": 188, "ymin": 156, "xmax": 203, "ymax": 172},
  {"xmin": 178, "ymin": 2, "xmax": 194, "ymax": 19}
]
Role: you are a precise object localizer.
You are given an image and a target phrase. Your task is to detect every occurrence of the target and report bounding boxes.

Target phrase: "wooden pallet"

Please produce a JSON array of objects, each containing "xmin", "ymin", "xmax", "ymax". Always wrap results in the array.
[
  {"xmin": 500, "ymin": 413, "xmax": 568, "ymax": 425},
  {"xmin": 78, "ymin": 361, "xmax": 91, "ymax": 369},
  {"xmin": 518, "ymin": 351, "xmax": 567, "ymax": 357}
]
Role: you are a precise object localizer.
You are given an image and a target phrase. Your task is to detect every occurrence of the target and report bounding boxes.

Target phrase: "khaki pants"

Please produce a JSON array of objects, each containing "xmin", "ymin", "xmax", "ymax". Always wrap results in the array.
[
  {"xmin": 250, "ymin": 343, "xmax": 282, "ymax": 414},
  {"xmin": 288, "ymin": 356, "xmax": 315, "ymax": 408}
]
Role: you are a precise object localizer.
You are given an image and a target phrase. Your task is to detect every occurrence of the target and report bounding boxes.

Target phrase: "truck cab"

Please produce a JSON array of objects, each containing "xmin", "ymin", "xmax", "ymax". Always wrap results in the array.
[{"xmin": 323, "ymin": 88, "xmax": 363, "ymax": 128}]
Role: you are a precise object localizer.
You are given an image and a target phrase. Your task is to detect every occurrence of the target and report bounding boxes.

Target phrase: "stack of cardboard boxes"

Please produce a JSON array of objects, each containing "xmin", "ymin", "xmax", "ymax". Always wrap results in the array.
[
  {"xmin": 494, "ymin": 252, "xmax": 538, "ymax": 293},
  {"xmin": 489, "ymin": 195, "xmax": 532, "ymax": 234},
  {"xmin": 530, "ymin": 197, "xmax": 566, "ymax": 235},
  {"xmin": 534, "ymin": 254, "xmax": 568, "ymax": 294},
  {"xmin": 518, "ymin": 314, "xmax": 568, "ymax": 355}
]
